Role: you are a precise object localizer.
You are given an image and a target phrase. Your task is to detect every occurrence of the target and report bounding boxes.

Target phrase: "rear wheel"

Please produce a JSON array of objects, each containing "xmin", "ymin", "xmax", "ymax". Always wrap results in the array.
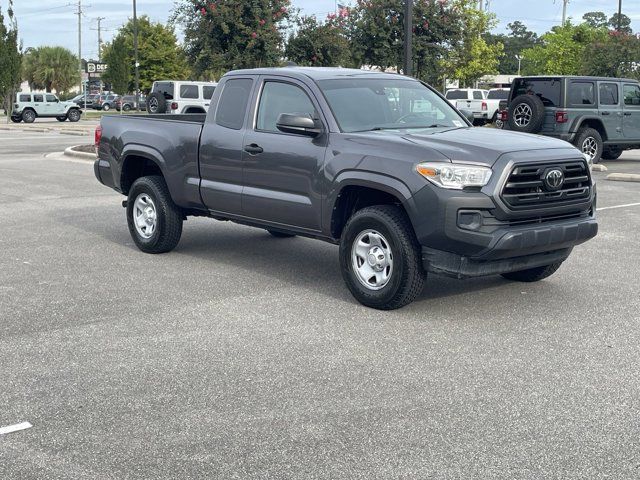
[
  {"xmin": 501, "ymin": 262, "xmax": 563, "ymax": 282},
  {"xmin": 67, "ymin": 109, "xmax": 81, "ymax": 122},
  {"xmin": 10, "ymin": 115, "xmax": 21, "ymax": 123},
  {"xmin": 123, "ymin": 104, "xmax": 131, "ymax": 112},
  {"xmin": 602, "ymin": 147, "xmax": 623, "ymax": 160},
  {"xmin": 126, "ymin": 176, "xmax": 183, "ymax": 254},
  {"xmin": 22, "ymin": 109, "xmax": 36, "ymax": 123},
  {"xmin": 102, "ymin": 103, "xmax": 111, "ymax": 112},
  {"xmin": 339, "ymin": 205, "xmax": 425, "ymax": 310},
  {"xmin": 574, "ymin": 127, "xmax": 603, "ymax": 164}
]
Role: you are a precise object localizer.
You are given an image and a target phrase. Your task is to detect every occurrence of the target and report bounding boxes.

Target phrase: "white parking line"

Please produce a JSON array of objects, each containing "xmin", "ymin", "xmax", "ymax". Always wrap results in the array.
[
  {"xmin": 597, "ymin": 202, "xmax": 640, "ymax": 211},
  {"xmin": 0, "ymin": 421, "xmax": 33, "ymax": 435}
]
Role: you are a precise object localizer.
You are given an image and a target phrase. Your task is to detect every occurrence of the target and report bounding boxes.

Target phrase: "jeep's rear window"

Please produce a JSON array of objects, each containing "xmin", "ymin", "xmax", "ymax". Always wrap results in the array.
[
  {"xmin": 568, "ymin": 81, "xmax": 595, "ymax": 105},
  {"xmin": 487, "ymin": 90, "xmax": 509, "ymax": 100},
  {"xmin": 19, "ymin": 95, "xmax": 30, "ymax": 102},
  {"xmin": 33, "ymin": 94, "xmax": 44, "ymax": 103},
  {"xmin": 203, "ymin": 86, "xmax": 215, "ymax": 100},
  {"xmin": 445, "ymin": 90, "xmax": 467, "ymax": 100},
  {"xmin": 512, "ymin": 78, "xmax": 561, "ymax": 107},
  {"xmin": 153, "ymin": 82, "xmax": 174, "ymax": 100},
  {"xmin": 180, "ymin": 84, "xmax": 198, "ymax": 99}
]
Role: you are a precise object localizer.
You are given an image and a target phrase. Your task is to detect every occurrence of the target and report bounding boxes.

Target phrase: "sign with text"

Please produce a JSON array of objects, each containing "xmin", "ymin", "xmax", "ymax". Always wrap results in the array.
[{"xmin": 86, "ymin": 62, "xmax": 108, "ymax": 74}]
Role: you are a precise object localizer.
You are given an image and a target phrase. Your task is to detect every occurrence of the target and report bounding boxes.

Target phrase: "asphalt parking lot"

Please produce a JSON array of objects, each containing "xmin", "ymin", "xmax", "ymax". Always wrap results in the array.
[{"xmin": 1, "ymin": 128, "xmax": 639, "ymax": 479}]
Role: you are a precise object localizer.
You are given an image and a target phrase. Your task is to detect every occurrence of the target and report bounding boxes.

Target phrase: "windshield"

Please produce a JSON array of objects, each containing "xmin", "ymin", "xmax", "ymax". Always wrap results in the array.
[{"xmin": 318, "ymin": 78, "xmax": 467, "ymax": 133}]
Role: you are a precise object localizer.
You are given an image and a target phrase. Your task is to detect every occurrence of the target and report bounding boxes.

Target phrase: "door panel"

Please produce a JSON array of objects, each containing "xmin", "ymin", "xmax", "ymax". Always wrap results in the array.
[
  {"xmin": 199, "ymin": 77, "xmax": 254, "ymax": 215},
  {"xmin": 598, "ymin": 82, "xmax": 622, "ymax": 141},
  {"xmin": 622, "ymin": 84, "xmax": 640, "ymax": 140},
  {"xmin": 241, "ymin": 79, "xmax": 326, "ymax": 231}
]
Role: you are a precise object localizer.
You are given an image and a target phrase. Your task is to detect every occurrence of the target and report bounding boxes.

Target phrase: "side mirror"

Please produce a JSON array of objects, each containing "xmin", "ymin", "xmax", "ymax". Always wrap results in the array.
[
  {"xmin": 458, "ymin": 108, "xmax": 474, "ymax": 124},
  {"xmin": 276, "ymin": 113, "xmax": 322, "ymax": 137}
]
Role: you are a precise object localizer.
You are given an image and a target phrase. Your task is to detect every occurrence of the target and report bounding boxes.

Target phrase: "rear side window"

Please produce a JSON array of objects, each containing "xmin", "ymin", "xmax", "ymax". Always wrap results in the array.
[
  {"xmin": 153, "ymin": 82, "xmax": 174, "ymax": 100},
  {"xmin": 180, "ymin": 84, "xmax": 199, "ymax": 99},
  {"xmin": 46, "ymin": 95, "xmax": 57, "ymax": 102},
  {"xmin": 19, "ymin": 94, "xmax": 31, "ymax": 102},
  {"xmin": 203, "ymin": 86, "xmax": 215, "ymax": 100},
  {"xmin": 512, "ymin": 78, "xmax": 561, "ymax": 107},
  {"xmin": 215, "ymin": 78, "xmax": 253, "ymax": 130},
  {"xmin": 33, "ymin": 94, "xmax": 44, "ymax": 103},
  {"xmin": 256, "ymin": 81, "xmax": 316, "ymax": 132},
  {"xmin": 472, "ymin": 90, "xmax": 483, "ymax": 100},
  {"xmin": 623, "ymin": 84, "xmax": 640, "ymax": 106},
  {"xmin": 487, "ymin": 90, "xmax": 509, "ymax": 100},
  {"xmin": 445, "ymin": 90, "xmax": 467, "ymax": 100},
  {"xmin": 568, "ymin": 81, "xmax": 595, "ymax": 106},
  {"xmin": 599, "ymin": 83, "xmax": 618, "ymax": 105}
]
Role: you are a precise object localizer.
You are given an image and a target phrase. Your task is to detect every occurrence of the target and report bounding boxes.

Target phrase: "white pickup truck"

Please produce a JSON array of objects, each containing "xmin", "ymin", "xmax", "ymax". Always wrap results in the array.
[{"xmin": 445, "ymin": 88, "xmax": 510, "ymax": 125}]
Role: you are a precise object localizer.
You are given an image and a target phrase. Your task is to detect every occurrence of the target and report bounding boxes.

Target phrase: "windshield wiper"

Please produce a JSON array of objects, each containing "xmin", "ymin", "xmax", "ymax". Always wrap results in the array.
[{"xmin": 351, "ymin": 124, "xmax": 458, "ymax": 133}]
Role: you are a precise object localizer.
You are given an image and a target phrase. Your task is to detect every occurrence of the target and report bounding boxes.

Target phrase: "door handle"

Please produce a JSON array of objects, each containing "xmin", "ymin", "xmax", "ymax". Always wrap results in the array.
[
  {"xmin": 244, "ymin": 143, "xmax": 263, "ymax": 155},
  {"xmin": 601, "ymin": 111, "xmax": 610, "ymax": 115},
  {"xmin": 624, "ymin": 112, "xmax": 632, "ymax": 116}
]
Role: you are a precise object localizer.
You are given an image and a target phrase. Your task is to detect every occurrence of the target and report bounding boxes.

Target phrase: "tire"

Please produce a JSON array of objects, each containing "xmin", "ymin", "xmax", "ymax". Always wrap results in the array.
[
  {"xmin": 10, "ymin": 116, "xmax": 21, "ymax": 123},
  {"xmin": 22, "ymin": 109, "xmax": 36, "ymax": 123},
  {"xmin": 56, "ymin": 116, "xmax": 67, "ymax": 122},
  {"xmin": 126, "ymin": 176, "xmax": 183, "ymax": 254},
  {"xmin": 123, "ymin": 104, "xmax": 131, "ymax": 112},
  {"xmin": 267, "ymin": 230, "xmax": 295, "ymax": 238},
  {"xmin": 507, "ymin": 94, "xmax": 545, "ymax": 133},
  {"xmin": 147, "ymin": 92, "xmax": 167, "ymax": 114},
  {"xmin": 339, "ymin": 205, "xmax": 425, "ymax": 310},
  {"xmin": 501, "ymin": 262, "xmax": 563, "ymax": 282},
  {"xmin": 67, "ymin": 109, "xmax": 81, "ymax": 122},
  {"xmin": 573, "ymin": 127, "xmax": 603, "ymax": 164},
  {"xmin": 602, "ymin": 147, "xmax": 623, "ymax": 161},
  {"xmin": 102, "ymin": 103, "xmax": 110, "ymax": 111}
]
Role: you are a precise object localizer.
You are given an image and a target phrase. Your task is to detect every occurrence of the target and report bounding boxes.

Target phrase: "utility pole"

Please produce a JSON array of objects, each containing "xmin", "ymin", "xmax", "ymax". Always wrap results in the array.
[
  {"xmin": 76, "ymin": 1, "xmax": 86, "ymax": 114},
  {"xmin": 403, "ymin": 0, "xmax": 412, "ymax": 77},
  {"xmin": 95, "ymin": 17, "xmax": 106, "ymax": 62},
  {"xmin": 133, "ymin": 0, "xmax": 140, "ymax": 110},
  {"xmin": 561, "ymin": 0, "xmax": 569, "ymax": 25},
  {"xmin": 617, "ymin": 0, "xmax": 623, "ymax": 31}
]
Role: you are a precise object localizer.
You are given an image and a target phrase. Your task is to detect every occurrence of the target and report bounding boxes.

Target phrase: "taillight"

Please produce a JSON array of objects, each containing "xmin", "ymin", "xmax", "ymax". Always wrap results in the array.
[
  {"xmin": 499, "ymin": 111, "xmax": 508, "ymax": 121},
  {"xmin": 555, "ymin": 111, "xmax": 568, "ymax": 123},
  {"xmin": 171, "ymin": 102, "xmax": 178, "ymax": 110},
  {"xmin": 94, "ymin": 125, "xmax": 102, "ymax": 154},
  {"xmin": 482, "ymin": 101, "xmax": 487, "ymax": 111}
]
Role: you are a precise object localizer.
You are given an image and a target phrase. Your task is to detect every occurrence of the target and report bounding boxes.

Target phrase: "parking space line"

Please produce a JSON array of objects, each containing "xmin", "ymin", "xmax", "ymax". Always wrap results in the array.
[
  {"xmin": 597, "ymin": 202, "xmax": 640, "ymax": 211},
  {"xmin": 0, "ymin": 421, "xmax": 33, "ymax": 435}
]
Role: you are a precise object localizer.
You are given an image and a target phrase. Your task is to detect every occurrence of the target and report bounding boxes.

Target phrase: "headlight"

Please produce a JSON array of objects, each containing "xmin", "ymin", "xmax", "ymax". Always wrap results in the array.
[{"xmin": 416, "ymin": 162, "xmax": 492, "ymax": 190}]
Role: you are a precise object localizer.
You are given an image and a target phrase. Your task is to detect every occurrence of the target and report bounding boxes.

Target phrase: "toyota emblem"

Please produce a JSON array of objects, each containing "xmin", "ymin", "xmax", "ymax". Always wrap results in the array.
[{"xmin": 545, "ymin": 169, "xmax": 564, "ymax": 190}]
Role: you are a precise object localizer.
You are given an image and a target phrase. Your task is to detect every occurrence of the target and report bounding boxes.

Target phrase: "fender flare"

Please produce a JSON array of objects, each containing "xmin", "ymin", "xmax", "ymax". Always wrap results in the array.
[{"xmin": 119, "ymin": 144, "xmax": 168, "ymax": 192}]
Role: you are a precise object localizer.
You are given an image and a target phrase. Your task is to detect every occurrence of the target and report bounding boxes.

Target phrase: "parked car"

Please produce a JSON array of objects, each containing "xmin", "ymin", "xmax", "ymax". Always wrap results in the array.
[
  {"xmin": 11, "ymin": 92, "xmax": 82, "ymax": 123},
  {"xmin": 444, "ymin": 88, "xmax": 490, "ymax": 125},
  {"xmin": 501, "ymin": 76, "xmax": 640, "ymax": 163},
  {"xmin": 74, "ymin": 93, "xmax": 100, "ymax": 109},
  {"xmin": 95, "ymin": 67, "xmax": 597, "ymax": 310},
  {"xmin": 94, "ymin": 94, "xmax": 119, "ymax": 111},
  {"xmin": 146, "ymin": 80, "xmax": 217, "ymax": 114},
  {"xmin": 115, "ymin": 95, "xmax": 147, "ymax": 112}
]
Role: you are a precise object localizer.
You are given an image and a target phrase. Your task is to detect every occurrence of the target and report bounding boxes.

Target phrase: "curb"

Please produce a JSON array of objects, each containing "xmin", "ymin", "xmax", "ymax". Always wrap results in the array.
[
  {"xmin": 60, "ymin": 130, "xmax": 92, "ymax": 136},
  {"xmin": 606, "ymin": 173, "xmax": 640, "ymax": 183},
  {"xmin": 63, "ymin": 146, "xmax": 96, "ymax": 161},
  {"xmin": 592, "ymin": 164, "xmax": 608, "ymax": 172}
]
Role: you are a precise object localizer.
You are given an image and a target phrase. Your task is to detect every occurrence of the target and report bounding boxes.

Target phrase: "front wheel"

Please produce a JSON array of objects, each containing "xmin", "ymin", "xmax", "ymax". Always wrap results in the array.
[
  {"xmin": 574, "ymin": 127, "xmax": 603, "ymax": 164},
  {"xmin": 102, "ymin": 103, "xmax": 110, "ymax": 112},
  {"xmin": 67, "ymin": 109, "xmax": 81, "ymax": 122},
  {"xmin": 339, "ymin": 205, "xmax": 425, "ymax": 310},
  {"xmin": 501, "ymin": 262, "xmax": 563, "ymax": 282},
  {"xmin": 22, "ymin": 110, "xmax": 36, "ymax": 123},
  {"xmin": 602, "ymin": 147, "xmax": 623, "ymax": 160},
  {"xmin": 123, "ymin": 104, "xmax": 131, "ymax": 112},
  {"xmin": 126, "ymin": 176, "xmax": 183, "ymax": 254}
]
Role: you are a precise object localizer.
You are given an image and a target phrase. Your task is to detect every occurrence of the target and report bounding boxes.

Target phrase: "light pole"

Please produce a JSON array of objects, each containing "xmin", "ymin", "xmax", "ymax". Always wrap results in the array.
[
  {"xmin": 617, "ymin": 0, "xmax": 623, "ymax": 31},
  {"xmin": 133, "ymin": 0, "xmax": 140, "ymax": 111},
  {"xmin": 403, "ymin": 0, "xmax": 413, "ymax": 76},
  {"xmin": 515, "ymin": 55, "xmax": 522, "ymax": 76}
]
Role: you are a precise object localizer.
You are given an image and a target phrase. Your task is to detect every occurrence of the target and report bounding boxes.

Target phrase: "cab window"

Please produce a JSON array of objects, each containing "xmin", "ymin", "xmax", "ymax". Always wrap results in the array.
[
  {"xmin": 256, "ymin": 81, "xmax": 316, "ymax": 132},
  {"xmin": 215, "ymin": 78, "xmax": 253, "ymax": 130},
  {"xmin": 46, "ymin": 95, "xmax": 57, "ymax": 102},
  {"xmin": 472, "ymin": 90, "xmax": 483, "ymax": 100},
  {"xmin": 19, "ymin": 94, "xmax": 31, "ymax": 102},
  {"xmin": 33, "ymin": 94, "xmax": 44, "ymax": 103},
  {"xmin": 599, "ymin": 83, "xmax": 618, "ymax": 106},
  {"xmin": 623, "ymin": 84, "xmax": 640, "ymax": 107}
]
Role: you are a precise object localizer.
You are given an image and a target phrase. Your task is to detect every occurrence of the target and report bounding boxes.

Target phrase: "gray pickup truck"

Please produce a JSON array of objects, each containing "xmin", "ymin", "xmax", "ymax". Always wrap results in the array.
[{"xmin": 95, "ymin": 67, "xmax": 597, "ymax": 309}]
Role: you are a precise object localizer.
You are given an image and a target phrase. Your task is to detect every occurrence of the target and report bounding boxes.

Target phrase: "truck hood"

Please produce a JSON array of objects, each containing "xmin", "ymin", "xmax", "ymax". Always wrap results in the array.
[{"xmin": 354, "ymin": 127, "xmax": 578, "ymax": 166}]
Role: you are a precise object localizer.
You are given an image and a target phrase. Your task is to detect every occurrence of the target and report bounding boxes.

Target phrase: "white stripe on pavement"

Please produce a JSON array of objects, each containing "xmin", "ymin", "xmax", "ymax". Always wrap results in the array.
[
  {"xmin": 597, "ymin": 202, "xmax": 640, "ymax": 211},
  {"xmin": 0, "ymin": 421, "xmax": 33, "ymax": 435}
]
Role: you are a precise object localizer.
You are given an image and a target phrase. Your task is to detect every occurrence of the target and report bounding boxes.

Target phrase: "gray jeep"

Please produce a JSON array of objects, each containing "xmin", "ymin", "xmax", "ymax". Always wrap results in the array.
[{"xmin": 502, "ymin": 76, "xmax": 640, "ymax": 163}]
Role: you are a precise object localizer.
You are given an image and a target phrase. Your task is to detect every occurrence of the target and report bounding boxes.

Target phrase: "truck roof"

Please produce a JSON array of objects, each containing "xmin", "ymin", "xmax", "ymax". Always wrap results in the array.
[{"xmin": 225, "ymin": 67, "xmax": 411, "ymax": 82}]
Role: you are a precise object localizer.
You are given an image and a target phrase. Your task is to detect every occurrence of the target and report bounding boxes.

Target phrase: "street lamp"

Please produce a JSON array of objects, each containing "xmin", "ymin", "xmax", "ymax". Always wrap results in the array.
[{"xmin": 515, "ymin": 55, "xmax": 522, "ymax": 76}]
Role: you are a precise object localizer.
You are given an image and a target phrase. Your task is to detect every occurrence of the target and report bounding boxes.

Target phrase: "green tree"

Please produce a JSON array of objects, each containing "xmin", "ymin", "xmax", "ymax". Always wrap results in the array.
[
  {"xmin": 582, "ymin": 11, "xmax": 608, "ymax": 29},
  {"xmin": 485, "ymin": 21, "xmax": 540, "ymax": 74},
  {"xmin": 101, "ymin": 35, "xmax": 131, "ymax": 94},
  {"xmin": 102, "ymin": 16, "xmax": 190, "ymax": 93},
  {"xmin": 285, "ymin": 12, "xmax": 354, "ymax": 67},
  {"xmin": 173, "ymin": 0, "xmax": 292, "ymax": 79},
  {"xmin": 22, "ymin": 46, "xmax": 79, "ymax": 94},
  {"xmin": 582, "ymin": 31, "xmax": 640, "ymax": 79},
  {"xmin": 609, "ymin": 13, "xmax": 632, "ymax": 34},
  {"xmin": 0, "ymin": 1, "xmax": 22, "ymax": 121}
]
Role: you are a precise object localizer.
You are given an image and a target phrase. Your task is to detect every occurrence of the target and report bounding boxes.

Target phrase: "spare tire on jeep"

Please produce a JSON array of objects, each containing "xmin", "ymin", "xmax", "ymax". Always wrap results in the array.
[
  {"xmin": 507, "ymin": 94, "xmax": 545, "ymax": 134},
  {"xmin": 147, "ymin": 92, "xmax": 167, "ymax": 114}
]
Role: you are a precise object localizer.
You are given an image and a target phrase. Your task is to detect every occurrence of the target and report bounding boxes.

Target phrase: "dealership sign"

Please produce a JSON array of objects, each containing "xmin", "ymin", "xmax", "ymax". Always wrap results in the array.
[{"xmin": 86, "ymin": 62, "xmax": 108, "ymax": 74}]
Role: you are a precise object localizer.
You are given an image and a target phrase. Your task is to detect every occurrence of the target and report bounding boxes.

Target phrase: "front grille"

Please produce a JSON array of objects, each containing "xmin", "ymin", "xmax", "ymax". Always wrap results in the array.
[{"xmin": 501, "ymin": 160, "xmax": 591, "ymax": 210}]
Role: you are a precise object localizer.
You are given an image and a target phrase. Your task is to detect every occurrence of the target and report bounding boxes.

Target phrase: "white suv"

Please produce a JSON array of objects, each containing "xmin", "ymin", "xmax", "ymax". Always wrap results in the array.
[
  {"xmin": 146, "ymin": 80, "xmax": 217, "ymax": 114},
  {"xmin": 11, "ymin": 92, "xmax": 82, "ymax": 123}
]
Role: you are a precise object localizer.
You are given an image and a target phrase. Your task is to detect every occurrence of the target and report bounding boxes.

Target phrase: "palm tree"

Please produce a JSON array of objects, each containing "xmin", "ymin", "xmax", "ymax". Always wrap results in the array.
[{"xmin": 23, "ymin": 46, "xmax": 79, "ymax": 94}]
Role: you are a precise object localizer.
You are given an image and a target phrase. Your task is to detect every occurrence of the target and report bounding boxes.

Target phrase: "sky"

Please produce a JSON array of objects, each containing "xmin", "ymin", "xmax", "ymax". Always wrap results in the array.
[{"xmin": 3, "ymin": 0, "xmax": 639, "ymax": 60}]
